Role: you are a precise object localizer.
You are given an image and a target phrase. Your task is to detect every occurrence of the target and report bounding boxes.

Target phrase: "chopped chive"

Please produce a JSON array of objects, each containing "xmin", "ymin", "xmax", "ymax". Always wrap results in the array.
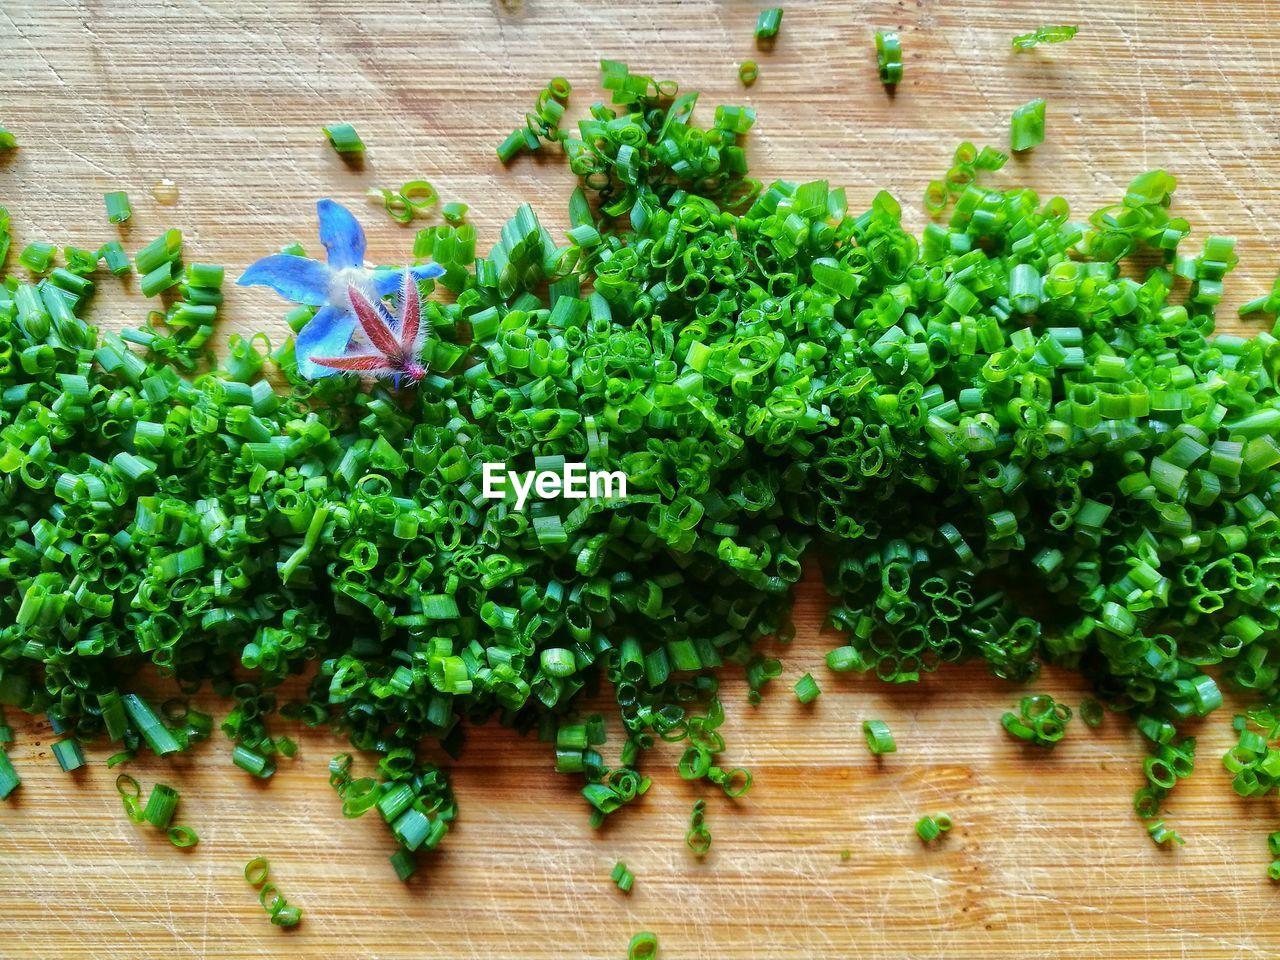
[
  {"xmin": 1011, "ymin": 98, "xmax": 1047, "ymax": 152},
  {"xmin": 875, "ymin": 31, "xmax": 903, "ymax": 85},
  {"xmin": 738, "ymin": 61, "xmax": 759, "ymax": 86},
  {"xmin": 143, "ymin": 783, "xmax": 180, "ymax": 828},
  {"xmin": 628, "ymin": 931, "xmax": 658, "ymax": 960},
  {"xmin": 0, "ymin": 751, "xmax": 20, "ymax": 799},
  {"xmin": 1013, "ymin": 25, "xmax": 1078, "ymax": 49},
  {"xmin": 755, "ymin": 7, "xmax": 783, "ymax": 43},
  {"xmin": 18, "ymin": 241, "xmax": 55, "ymax": 273},
  {"xmin": 323, "ymin": 123, "xmax": 365, "ymax": 155},
  {"xmin": 51, "ymin": 738, "xmax": 85, "ymax": 772},
  {"xmin": 167, "ymin": 825, "xmax": 199, "ymax": 848},
  {"xmin": 97, "ymin": 241, "xmax": 131, "ymax": 276},
  {"xmin": 610, "ymin": 860, "xmax": 635, "ymax": 893},
  {"xmin": 104, "ymin": 191, "xmax": 132, "ymax": 224},
  {"xmin": 793, "ymin": 672, "xmax": 821, "ymax": 703},
  {"xmin": 863, "ymin": 720, "xmax": 896, "ymax": 755},
  {"xmin": 0, "ymin": 127, "xmax": 16, "ymax": 149},
  {"xmin": 244, "ymin": 857, "xmax": 270, "ymax": 886}
]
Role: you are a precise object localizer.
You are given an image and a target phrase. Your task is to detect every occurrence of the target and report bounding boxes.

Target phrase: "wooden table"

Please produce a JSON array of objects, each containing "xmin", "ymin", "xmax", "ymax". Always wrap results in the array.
[{"xmin": 3, "ymin": 1, "xmax": 1280, "ymax": 957}]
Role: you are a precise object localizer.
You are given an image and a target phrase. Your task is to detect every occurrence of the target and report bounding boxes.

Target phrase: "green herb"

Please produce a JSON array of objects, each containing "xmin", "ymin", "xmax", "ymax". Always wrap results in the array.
[
  {"xmin": 18, "ymin": 241, "xmax": 55, "ymax": 272},
  {"xmin": 1002, "ymin": 695, "xmax": 1073, "ymax": 749},
  {"xmin": 915, "ymin": 813, "xmax": 952, "ymax": 842},
  {"xmin": 794, "ymin": 672, "xmax": 821, "ymax": 703},
  {"xmin": 863, "ymin": 720, "xmax": 896, "ymax": 755},
  {"xmin": 610, "ymin": 860, "xmax": 635, "ymax": 893},
  {"xmin": 1080, "ymin": 697, "xmax": 1105, "ymax": 728},
  {"xmin": 739, "ymin": 60, "xmax": 759, "ymax": 86},
  {"xmin": 1013, "ymin": 25, "xmax": 1078, "ymax": 49},
  {"xmin": 875, "ymin": 31, "xmax": 903, "ymax": 85},
  {"xmin": 628, "ymin": 931, "xmax": 659, "ymax": 960},
  {"xmin": 51, "ymin": 738, "xmax": 85, "ymax": 772},
  {"xmin": 0, "ymin": 751, "xmax": 20, "ymax": 799},
  {"xmin": 104, "ymin": 191, "xmax": 132, "ymax": 224},
  {"xmin": 143, "ymin": 783, "xmax": 179, "ymax": 828},
  {"xmin": 0, "ymin": 127, "xmax": 16, "ymax": 149},
  {"xmin": 686, "ymin": 799, "xmax": 711, "ymax": 855},
  {"xmin": 1011, "ymin": 98, "xmax": 1047, "ymax": 151},
  {"xmin": 755, "ymin": 8, "xmax": 783, "ymax": 43},
  {"xmin": 323, "ymin": 123, "xmax": 364, "ymax": 155}
]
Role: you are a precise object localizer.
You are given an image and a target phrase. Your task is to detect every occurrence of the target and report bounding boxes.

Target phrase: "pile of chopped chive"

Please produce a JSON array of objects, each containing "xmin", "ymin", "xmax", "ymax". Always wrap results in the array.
[{"xmin": 3, "ymin": 58, "xmax": 1280, "ymax": 900}]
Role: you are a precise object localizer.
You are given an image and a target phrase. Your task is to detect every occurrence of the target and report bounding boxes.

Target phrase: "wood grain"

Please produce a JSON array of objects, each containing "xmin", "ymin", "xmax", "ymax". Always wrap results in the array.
[{"xmin": 3, "ymin": 1, "xmax": 1280, "ymax": 957}]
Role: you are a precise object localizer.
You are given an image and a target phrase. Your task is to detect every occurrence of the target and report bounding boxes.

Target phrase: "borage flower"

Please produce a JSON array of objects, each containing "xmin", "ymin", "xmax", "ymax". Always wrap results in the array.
[
  {"xmin": 237, "ymin": 199, "xmax": 443, "ymax": 378},
  {"xmin": 311, "ymin": 270, "xmax": 430, "ymax": 384}
]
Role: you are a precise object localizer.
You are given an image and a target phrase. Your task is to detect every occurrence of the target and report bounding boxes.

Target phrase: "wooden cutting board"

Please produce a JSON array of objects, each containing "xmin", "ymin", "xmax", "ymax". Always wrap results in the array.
[{"xmin": 3, "ymin": 1, "xmax": 1280, "ymax": 957}]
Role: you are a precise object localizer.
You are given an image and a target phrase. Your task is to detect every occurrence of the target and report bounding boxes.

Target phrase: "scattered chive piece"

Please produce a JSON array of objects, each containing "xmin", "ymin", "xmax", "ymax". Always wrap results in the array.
[
  {"xmin": 115, "ymin": 774, "xmax": 141, "ymax": 798},
  {"xmin": 1269, "ymin": 861, "xmax": 1280, "ymax": 882},
  {"xmin": 244, "ymin": 857, "xmax": 270, "ymax": 886},
  {"xmin": 104, "ymin": 191, "xmax": 132, "ymax": 224},
  {"xmin": 1011, "ymin": 98, "xmax": 1047, "ymax": 152},
  {"xmin": 738, "ymin": 61, "xmax": 758, "ymax": 86},
  {"xmin": 610, "ymin": 860, "xmax": 635, "ymax": 893},
  {"xmin": 1147, "ymin": 820, "xmax": 1185, "ymax": 846},
  {"xmin": 1268, "ymin": 831, "xmax": 1280, "ymax": 858},
  {"xmin": 840, "ymin": 849, "xmax": 851, "ymax": 861},
  {"xmin": 1013, "ymin": 25, "xmax": 1079, "ymax": 49},
  {"xmin": 442, "ymin": 201, "xmax": 468, "ymax": 224},
  {"xmin": 323, "ymin": 123, "xmax": 365, "ymax": 155},
  {"xmin": 143, "ymin": 783, "xmax": 180, "ymax": 829},
  {"xmin": 875, "ymin": 31, "xmax": 903, "ymax": 85},
  {"xmin": 271, "ymin": 904, "xmax": 303, "ymax": 927},
  {"xmin": 98, "ymin": 241, "xmax": 131, "ymax": 276},
  {"xmin": 121, "ymin": 694, "xmax": 180, "ymax": 756},
  {"xmin": 628, "ymin": 931, "xmax": 659, "ymax": 960},
  {"xmin": 0, "ymin": 127, "xmax": 15, "ymax": 149},
  {"xmin": 495, "ymin": 129, "xmax": 526, "ymax": 164},
  {"xmin": 863, "ymin": 720, "xmax": 896, "ymax": 755},
  {"xmin": 51, "ymin": 738, "xmax": 85, "ymax": 772},
  {"xmin": 686, "ymin": 799, "xmax": 711, "ymax": 856},
  {"xmin": 915, "ymin": 816, "xmax": 943, "ymax": 842},
  {"xmin": 167, "ymin": 825, "xmax": 199, "ymax": 848},
  {"xmin": 389, "ymin": 848, "xmax": 417, "ymax": 882},
  {"xmin": 794, "ymin": 672, "xmax": 821, "ymax": 704},
  {"xmin": 18, "ymin": 241, "xmax": 55, "ymax": 273},
  {"xmin": 0, "ymin": 751, "xmax": 20, "ymax": 799},
  {"xmin": 755, "ymin": 7, "xmax": 783, "ymax": 43},
  {"xmin": 1080, "ymin": 697, "xmax": 1105, "ymax": 728}
]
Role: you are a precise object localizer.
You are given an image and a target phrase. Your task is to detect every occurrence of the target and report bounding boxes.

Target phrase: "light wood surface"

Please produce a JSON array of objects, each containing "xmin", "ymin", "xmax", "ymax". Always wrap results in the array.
[{"xmin": 3, "ymin": 1, "xmax": 1280, "ymax": 957}]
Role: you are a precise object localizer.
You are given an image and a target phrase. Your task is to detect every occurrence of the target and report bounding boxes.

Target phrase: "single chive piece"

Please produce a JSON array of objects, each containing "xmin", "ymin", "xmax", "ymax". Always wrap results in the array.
[
  {"xmin": 115, "ymin": 774, "xmax": 141, "ymax": 798},
  {"xmin": 134, "ymin": 228, "xmax": 182, "ymax": 273},
  {"xmin": 1147, "ymin": 820, "xmax": 1185, "ymax": 846},
  {"xmin": 738, "ymin": 61, "xmax": 759, "ymax": 86},
  {"xmin": 794, "ymin": 672, "xmax": 821, "ymax": 703},
  {"xmin": 0, "ymin": 127, "xmax": 15, "ymax": 149},
  {"xmin": 270, "ymin": 904, "xmax": 303, "ymax": 927},
  {"xmin": 18, "ymin": 241, "xmax": 56, "ymax": 273},
  {"xmin": 1012, "ymin": 25, "xmax": 1079, "ymax": 49},
  {"xmin": 140, "ymin": 262, "xmax": 178, "ymax": 297},
  {"xmin": 1269, "ymin": 860, "xmax": 1280, "ymax": 882},
  {"xmin": 875, "ymin": 31, "xmax": 903, "ymax": 85},
  {"xmin": 1080, "ymin": 697, "xmax": 1105, "ymax": 728},
  {"xmin": 915, "ymin": 816, "xmax": 942, "ymax": 842},
  {"xmin": 98, "ymin": 241, "xmax": 131, "ymax": 276},
  {"xmin": 686, "ymin": 799, "xmax": 712, "ymax": 855},
  {"xmin": 121, "ymin": 795, "xmax": 146, "ymax": 824},
  {"xmin": 863, "ymin": 719, "xmax": 897, "ymax": 755},
  {"xmin": 244, "ymin": 856, "xmax": 270, "ymax": 886},
  {"xmin": 610, "ymin": 860, "xmax": 635, "ymax": 893},
  {"xmin": 143, "ymin": 783, "xmax": 180, "ymax": 828},
  {"xmin": 323, "ymin": 123, "xmax": 365, "ymax": 155},
  {"xmin": 185, "ymin": 262, "xmax": 224, "ymax": 287},
  {"xmin": 51, "ymin": 738, "xmax": 85, "ymax": 772},
  {"xmin": 0, "ymin": 751, "xmax": 20, "ymax": 799},
  {"xmin": 442, "ymin": 201, "xmax": 468, "ymax": 224},
  {"xmin": 389, "ymin": 848, "xmax": 417, "ymax": 882},
  {"xmin": 232, "ymin": 744, "xmax": 276, "ymax": 778},
  {"xmin": 755, "ymin": 7, "xmax": 783, "ymax": 43},
  {"xmin": 1267, "ymin": 831, "xmax": 1280, "ymax": 858},
  {"xmin": 840, "ymin": 849, "xmax": 851, "ymax": 861},
  {"xmin": 167, "ymin": 825, "xmax": 199, "ymax": 848},
  {"xmin": 628, "ymin": 931, "xmax": 659, "ymax": 960},
  {"xmin": 122, "ymin": 694, "xmax": 181, "ymax": 756},
  {"xmin": 496, "ymin": 129, "xmax": 527, "ymax": 164},
  {"xmin": 104, "ymin": 191, "xmax": 132, "ymax": 224},
  {"xmin": 1011, "ymin": 98, "xmax": 1047, "ymax": 152}
]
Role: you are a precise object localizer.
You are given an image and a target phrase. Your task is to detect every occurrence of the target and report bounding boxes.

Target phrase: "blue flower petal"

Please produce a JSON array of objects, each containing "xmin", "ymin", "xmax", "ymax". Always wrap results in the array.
[
  {"xmin": 294, "ymin": 305, "xmax": 356, "ymax": 379},
  {"xmin": 373, "ymin": 262, "xmax": 446, "ymax": 297},
  {"xmin": 237, "ymin": 254, "xmax": 329, "ymax": 306},
  {"xmin": 317, "ymin": 199, "xmax": 367, "ymax": 270}
]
